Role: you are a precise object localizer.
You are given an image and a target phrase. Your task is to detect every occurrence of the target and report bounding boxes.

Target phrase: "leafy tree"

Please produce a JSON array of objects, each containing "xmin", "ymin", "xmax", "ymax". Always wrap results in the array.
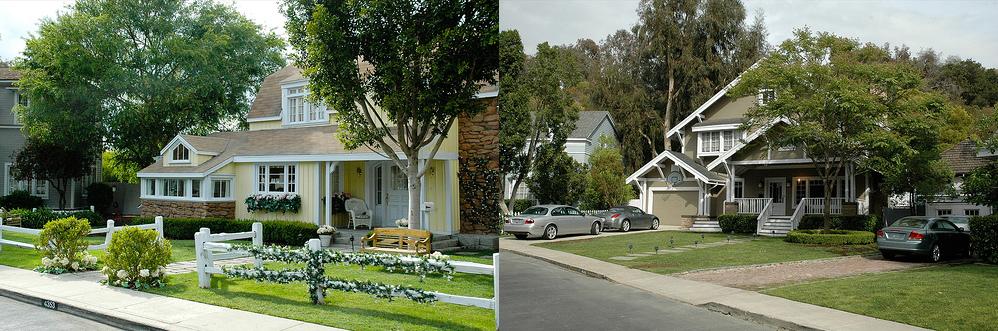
[
  {"xmin": 581, "ymin": 136, "xmax": 635, "ymax": 209},
  {"xmin": 14, "ymin": 0, "xmax": 286, "ymax": 170},
  {"xmin": 979, "ymin": 105, "xmax": 998, "ymax": 153},
  {"xmin": 729, "ymin": 29, "xmax": 948, "ymax": 229},
  {"xmin": 11, "ymin": 139, "xmax": 93, "ymax": 209},
  {"xmin": 283, "ymin": 0, "xmax": 498, "ymax": 229},
  {"xmin": 101, "ymin": 151, "xmax": 140, "ymax": 184},
  {"xmin": 634, "ymin": 0, "xmax": 767, "ymax": 153},
  {"xmin": 527, "ymin": 145, "xmax": 587, "ymax": 205},
  {"xmin": 499, "ymin": 30, "xmax": 530, "ymax": 205},
  {"xmin": 963, "ymin": 162, "xmax": 998, "ymax": 209},
  {"xmin": 502, "ymin": 40, "xmax": 581, "ymax": 210}
]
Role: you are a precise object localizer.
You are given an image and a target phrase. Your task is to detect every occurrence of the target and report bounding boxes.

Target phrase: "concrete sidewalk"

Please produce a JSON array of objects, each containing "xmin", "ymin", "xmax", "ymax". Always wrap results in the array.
[
  {"xmin": 0, "ymin": 265, "xmax": 345, "ymax": 331},
  {"xmin": 500, "ymin": 237, "xmax": 929, "ymax": 331}
]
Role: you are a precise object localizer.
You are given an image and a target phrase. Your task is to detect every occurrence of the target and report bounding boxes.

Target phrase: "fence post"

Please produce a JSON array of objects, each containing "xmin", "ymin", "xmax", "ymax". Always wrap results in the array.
[
  {"xmin": 154, "ymin": 216, "xmax": 164, "ymax": 240},
  {"xmin": 196, "ymin": 227, "xmax": 211, "ymax": 288},
  {"xmin": 1, "ymin": 217, "xmax": 4, "ymax": 252},
  {"xmin": 104, "ymin": 220, "xmax": 115, "ymax": 248},
  {"xmin": 252, "ymin": 222, "xmax": 263, "ymax": 269},
  {"xmin": 90, "ymin": 205, "xmax": 95, "ymax": 212},
  {"xmin": 493, "ymin": 252, "xmax": 499, "ymax": 330},
  {"xmin": 306, "ymin": 238, "xmax": 324, "ymax": 304}
]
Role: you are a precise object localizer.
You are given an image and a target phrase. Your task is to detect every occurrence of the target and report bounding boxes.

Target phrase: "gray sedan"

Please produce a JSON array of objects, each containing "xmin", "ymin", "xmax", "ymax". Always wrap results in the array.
[
  {"xmin": 595, "ymin": 206, "xmax": 660, "ymax": 232},
  {"xmin": 504, "ymin": 205, "xmax": 603, "ymax": 240}
]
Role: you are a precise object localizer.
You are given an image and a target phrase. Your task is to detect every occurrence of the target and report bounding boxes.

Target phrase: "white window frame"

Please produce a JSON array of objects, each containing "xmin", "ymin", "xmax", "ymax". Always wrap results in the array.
[
  {"xmin": 4, "ymin": 162, "xmax": 48, "ymax": 199},
  {"xmin": 170, "ymin": 144, "xmax": 191, "ymax": 164},
  {"xmin": 697, "ymin": 129, "xmax": 742, "ymax": 156},
  {"xmin": 162, "ymin": 178, "xmax": 186, "ymax": 197},
  {"xmin": 733, "ymin": 178, "xmax": 744, "ymax": 199},
  {"xmin": 965, "ymin": 209, "xmax": 980, "ymax": 216},
  {"xmin": 254, "ymin": 163, "xmax": 298, "ymax": 194},
  {"xmin": 937, "ymin": 209, "xmax": 953, "ymax": 216},
  {"xmin": 282, "ymin": 82, "xmax": 328, "ymax": 126},
  {"xmin": 757, "ymin": 88, "xmax": 775, "ymax": 105},
  {"xmin": 792, "ymin": 176, "xmax": 846, "ymax": 206},
  {"xmin": 211, "ymin": 178, "xmax": 233, "ymax": 199}
]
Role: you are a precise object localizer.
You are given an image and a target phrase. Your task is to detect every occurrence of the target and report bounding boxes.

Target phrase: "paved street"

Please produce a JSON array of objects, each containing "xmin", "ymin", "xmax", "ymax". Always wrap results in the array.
[
  {"xmin": 497, "ymin": 253, "xmax": 771, "ymax": 331},
  {"xmin": 0, "ymin": 296, "xmax": 119, "ymax": 331}
]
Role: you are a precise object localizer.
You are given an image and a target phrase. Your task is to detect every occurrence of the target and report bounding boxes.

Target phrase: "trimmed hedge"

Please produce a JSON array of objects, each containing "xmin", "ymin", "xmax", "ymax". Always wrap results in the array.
[
  {"xmin": 718, "ymin": 214, "xmax": 758, "ymax": 234},
  {"xmin": 798, "ymin": 215, "xmax": 880, "ymax": 232},
  {"xmin": 0, "ymin": 190, "xmax": 44, "ymax": 210},
  {"xmin": 131, "ymin": 217, "xmax": 318, "ymax": 246},
  {"xmin": 784, "ymin": 229, "xmax": 874, "ymax": 245},
  {"xmin": 970, "ymin": 215, "xmax": 998, "ymax": 264},
  {"xmin": 3, "ymin": 209, "xmax": 104, "ymax": 229}
]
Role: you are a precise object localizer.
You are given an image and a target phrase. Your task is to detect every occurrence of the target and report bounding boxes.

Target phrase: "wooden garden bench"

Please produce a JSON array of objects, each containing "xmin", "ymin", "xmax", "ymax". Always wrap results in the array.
[
  {"xmin": 2, "ymin": 215, "xmax": 22, "ymax": 227},
  {"xmin": 361, "ymin": 228, "xmax": 432, "ymax": 255}
]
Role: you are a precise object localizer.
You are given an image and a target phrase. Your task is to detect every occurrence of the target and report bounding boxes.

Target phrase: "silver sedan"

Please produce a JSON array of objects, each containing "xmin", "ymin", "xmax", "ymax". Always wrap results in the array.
[{"xmin": 504, "ymin": 205, "xmax": 603, "ymax": 240}]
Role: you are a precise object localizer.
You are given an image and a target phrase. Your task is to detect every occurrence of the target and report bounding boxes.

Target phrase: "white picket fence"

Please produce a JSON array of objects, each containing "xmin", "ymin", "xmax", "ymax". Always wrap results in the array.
[
  {"xmin": 194, "ymin": 230, "xmax": 499, "ymax": 325},
  {"xmin": 0, "ymin": 216, "xmax": 163, "ymax": 252}
]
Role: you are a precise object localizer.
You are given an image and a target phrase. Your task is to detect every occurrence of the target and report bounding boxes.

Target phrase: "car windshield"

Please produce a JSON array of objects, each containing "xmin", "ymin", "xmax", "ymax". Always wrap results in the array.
[
  {"xmin": 891, "ymin": 218, "xmax": 928, "ymax": 228},
  {"xmin": 520, "ymin": 207, "xmax": 548, "ymax": 216}
]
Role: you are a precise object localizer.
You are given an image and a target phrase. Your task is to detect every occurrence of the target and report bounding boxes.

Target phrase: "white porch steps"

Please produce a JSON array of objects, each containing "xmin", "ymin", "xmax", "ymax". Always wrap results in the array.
[
  {"xmin": 690, "ymin": 220, "xmax": 722, "ymax": 233},
  {"xmin": 758, "ymin": 216, "xmax": 792, "ymax": 236}
]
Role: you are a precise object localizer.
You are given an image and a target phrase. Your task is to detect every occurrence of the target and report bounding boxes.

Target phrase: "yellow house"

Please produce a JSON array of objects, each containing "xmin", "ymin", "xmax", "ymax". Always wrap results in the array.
[{"xmin": 136, "ymin": 66, "xmax": 497, "ymax": 236}]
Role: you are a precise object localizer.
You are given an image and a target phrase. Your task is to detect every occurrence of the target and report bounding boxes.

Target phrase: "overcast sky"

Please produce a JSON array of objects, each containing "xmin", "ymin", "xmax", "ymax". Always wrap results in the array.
[{"xmin": 501, "ymin": 0, "xmax": 998, "ymax": 67}]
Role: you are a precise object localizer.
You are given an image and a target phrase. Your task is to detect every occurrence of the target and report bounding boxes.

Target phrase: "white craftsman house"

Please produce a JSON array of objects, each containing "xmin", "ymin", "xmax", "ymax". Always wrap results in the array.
[
  {"xmin": 924, "ymin": 140, "xmax": 994, "ymax": 217},
  {"xmin": 627, "ymin": 77, "xmax": 870, "ymax": 235}
]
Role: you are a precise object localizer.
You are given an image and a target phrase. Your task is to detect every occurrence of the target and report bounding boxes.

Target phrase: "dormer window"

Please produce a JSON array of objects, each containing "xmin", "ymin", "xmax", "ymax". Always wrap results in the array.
[
  {"xmin": 284, "ymin": 85, "xmax": 327, "ymax": 125},
  {"xmin": 758, "ymin": 89, "xmax": 776, "ymax": 105},
  {"xmin": 172, "ymin": 145, "xmax": 190, "ymax": 162}
]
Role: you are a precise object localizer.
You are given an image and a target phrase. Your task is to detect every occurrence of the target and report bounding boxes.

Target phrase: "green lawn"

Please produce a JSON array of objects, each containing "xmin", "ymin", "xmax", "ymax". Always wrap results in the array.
[
  {"xmin": 0, "ymin": 231, "xmax": 198, "ymax": 270},
  {"xmin": 538, "ymin": 231, "xmax": 876, "ymax": 274},
  {"xmin": 145, "ymin": 262, "xmax": 495, "ymax": 331},
  {"xmin": 764, "ymin": 264, "xmax": 998, "ymax": 331}
]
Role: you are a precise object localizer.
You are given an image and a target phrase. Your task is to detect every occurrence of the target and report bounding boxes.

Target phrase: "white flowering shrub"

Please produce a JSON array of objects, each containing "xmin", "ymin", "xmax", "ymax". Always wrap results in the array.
[
  {"xmin": 101, "ymin": 227, "xmax": 171, "ymax": 289},
  {"xmin": 317, "ymin": 225, "xmax": 337, "ymax": 235},
  {"xmin": 34, "ymin": 217, "xmax": 99, "ymax": 274}
]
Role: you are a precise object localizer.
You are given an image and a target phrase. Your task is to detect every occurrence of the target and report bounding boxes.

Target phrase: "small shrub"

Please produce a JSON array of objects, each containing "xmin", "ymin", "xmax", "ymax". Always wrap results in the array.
[
  {"xmin": 102, "ymin": 227, "xmax": 171, "ymax": 289},
  {"xmin": 85, "ymin": 183, "xmax": 115, "ymax": 216},
  {"xmin": 12, "ymin": 209, "xmax": 104, "ymax": 229},
  {"xmin": 718, "ymin": 214, "xmax": 758, "ymax": 234},
  {"xmin": 0, "ymin": 190, "xmax": 44, "ymax": 210},
  {"xmin": 798, "ymin": 215, "xmax": 875, "ymax": 232},
  {"xmin": 784, "ymin": 229, "xmax": 874, "ymax": 245},
  {"xmin": 131, "ymin": 217, "xmax": 318, "ymax": 246},
  {"xmin": 970, "ymin": 215, "xmax": 998, "ymax": 264},
  {"xmin": 34, "ymin": 217, "xmax": 99, "ymax": 274}
]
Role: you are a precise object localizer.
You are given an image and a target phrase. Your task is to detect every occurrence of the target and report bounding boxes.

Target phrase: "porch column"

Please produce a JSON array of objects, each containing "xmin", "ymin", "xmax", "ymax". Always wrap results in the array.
[
  {"xmin": 314, "ymin": 163, "xmax": 321, "ymax": 225},
  {"xmin": 697, "ymin": 182, "xmax": 705, "ymax": 215},
  {"xmin": 726, "ymin": 163, "xmax": 735, "ymax": 202},
  {"xmin": 444, "ymin": 159, "xmax": 453, "ymax": 234},
  {"xmin": 419, "ymin": 159, "xmax": 427, "ymax": 230},
  {"xmin": 641, "ymin": 180, "xmax": 649, "ymax": 212},
  {"xmin": 848, "ymin": 163, "xmax": 856, "ymax": 202}
]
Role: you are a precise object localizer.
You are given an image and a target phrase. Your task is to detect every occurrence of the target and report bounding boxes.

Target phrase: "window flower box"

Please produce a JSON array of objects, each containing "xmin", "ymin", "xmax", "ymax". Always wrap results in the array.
[{"xmin": 246, "ymin": 193, "xmax": 301, "ymax": 213}]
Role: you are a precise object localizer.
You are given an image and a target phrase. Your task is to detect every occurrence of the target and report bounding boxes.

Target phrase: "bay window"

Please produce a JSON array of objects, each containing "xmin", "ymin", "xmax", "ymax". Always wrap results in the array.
[
  {"xmin": 164, "ymin": 179, "xmax": 185, "ymax": 197},
  {"xmin": 256, "ymin": 164, "xmax": 297, "ymax": 194}
]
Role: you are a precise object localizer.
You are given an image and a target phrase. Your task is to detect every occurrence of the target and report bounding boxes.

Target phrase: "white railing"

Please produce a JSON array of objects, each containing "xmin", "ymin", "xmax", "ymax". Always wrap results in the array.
[
  {"xmin": 800, "ymin": 198, "xmax": 844, "ymax": 215},
  {"xmin": 735, "ymin": 198, "xmax": 770, "ymax": 214},
  {"xmin": 789, "ymin": 198, "xmax": 806, "ymax": 230},
  {"xmin": 1, "ymin": 216, "xmax": 164, "ymax": 252},
  {"xmin": 756, "ymin": 198, "xmax": 773, "ymax": 234}
]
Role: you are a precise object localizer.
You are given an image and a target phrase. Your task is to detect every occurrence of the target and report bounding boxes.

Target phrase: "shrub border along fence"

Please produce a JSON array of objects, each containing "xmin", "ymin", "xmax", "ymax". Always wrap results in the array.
[
  {"xmin": 784, "ymin": 229, "xmax": 875, "ymax": 245},
  {"xmin": 0, "ymin": 216, "xmax": 164, "ymax": 252},
  {"xmin": 194, "ymin": 227, "xmax": 499, "ymax": 325}
]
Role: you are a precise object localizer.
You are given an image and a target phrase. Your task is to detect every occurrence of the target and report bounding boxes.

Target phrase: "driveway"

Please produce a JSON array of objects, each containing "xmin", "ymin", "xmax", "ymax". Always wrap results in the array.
[
  {"xmin": 676, "ymin": 255, "xmax": 934, "ymax": 290},
  {"xmin": 497, "ymin": 253, "xmax": 771, "ymax": 331}
]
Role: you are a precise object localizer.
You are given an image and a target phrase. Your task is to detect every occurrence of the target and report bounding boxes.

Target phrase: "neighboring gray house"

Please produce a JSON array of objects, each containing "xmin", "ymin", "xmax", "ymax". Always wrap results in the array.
[
  {"xmin": 925, "ymin": 140, "xmax": 994, "ymax": 217},
  {"xmin": 1, "ymin": 66, "xmax": 99, "ymax": 209},
  {"xmin": 506, "ymin": 111, "xmax": 619, "ymax": 200}
]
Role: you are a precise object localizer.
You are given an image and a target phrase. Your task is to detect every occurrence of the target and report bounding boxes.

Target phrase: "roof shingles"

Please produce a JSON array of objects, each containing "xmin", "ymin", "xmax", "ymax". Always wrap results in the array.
[{"xmin": 942, "ymin": 140, "xmax": 990, "ymax": 174}]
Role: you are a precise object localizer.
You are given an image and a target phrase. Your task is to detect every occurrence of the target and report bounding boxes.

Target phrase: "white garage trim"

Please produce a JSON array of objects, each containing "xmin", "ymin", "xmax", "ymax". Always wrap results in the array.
[{"xmin": 648, "ymin": 186, "xmax": 700, "ymax": 218}]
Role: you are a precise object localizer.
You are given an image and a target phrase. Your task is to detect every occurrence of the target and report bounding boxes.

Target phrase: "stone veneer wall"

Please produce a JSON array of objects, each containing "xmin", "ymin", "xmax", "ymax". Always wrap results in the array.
[
  {"xmin": 140, "ymin": 199, "xmax": 235, "ymax": 219},
  {"xmin": 457, "ymin": 98, "xmax": 500, "ymax": 235}
]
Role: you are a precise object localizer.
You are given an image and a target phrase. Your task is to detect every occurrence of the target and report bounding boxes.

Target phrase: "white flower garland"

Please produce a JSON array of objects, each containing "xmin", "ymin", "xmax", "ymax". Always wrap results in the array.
[{"xmin": 221, "ymin": 243, "xmax": 454, "ymax": 304}]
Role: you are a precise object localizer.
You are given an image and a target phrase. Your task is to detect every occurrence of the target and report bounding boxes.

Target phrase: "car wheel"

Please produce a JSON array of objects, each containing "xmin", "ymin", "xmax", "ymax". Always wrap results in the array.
[
  {"xmin": 544, "ymin": 225, "xmax": 558, "ymax": 240},
  {"xmin": 930, "ymin": 244, "xmax": 942, "ymax": 262},
  {"xmin": 651, "ymin": 218, "xmax": 660, "ymax": 230},
  {"xmin": 514, "ymin": 234, "xmax": 527, "ymax": 240},
  {"xmin": 590, "ymin": 222, "xmax": 601, "ymax": 235},
  {"xmin": 880, "ymin": 250, "xmax": 895, "ymax": 260},
  {"xmin": 621, "ymin": 220, "xmax": 631, "ymax": 232}
]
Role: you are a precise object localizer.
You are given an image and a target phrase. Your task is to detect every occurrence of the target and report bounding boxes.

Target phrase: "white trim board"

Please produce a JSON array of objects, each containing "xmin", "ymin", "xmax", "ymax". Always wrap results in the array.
[{"xmin": 626, "ymin": 151, "xmax": 724, "ymax": 185}]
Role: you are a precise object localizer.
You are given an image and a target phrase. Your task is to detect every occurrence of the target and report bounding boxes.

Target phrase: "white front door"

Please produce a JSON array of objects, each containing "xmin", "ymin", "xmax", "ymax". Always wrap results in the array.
[
  {"xmin": 765, "ymin": 177, "xmax": 786, "ymax": 216},
  {"xmin": 371, "ymin": 162, "xmax": 409, "ymax": 226}
]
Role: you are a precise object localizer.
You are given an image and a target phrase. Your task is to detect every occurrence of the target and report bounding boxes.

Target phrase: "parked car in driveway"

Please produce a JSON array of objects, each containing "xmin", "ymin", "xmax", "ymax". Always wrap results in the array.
[
  {"xmin": 504, "ymin": 205, "xmax": 603, "ymax": 240},
  {"xmin": 876, "ymin": 216, "xmax": 971, "ymax": 262},
  {"xmin": 594, "ymin": 206, "xmax": 659, "ymax": 232},
  {"xmin": 942, "ymin": 215, "xmax": 971, "ymax": 232}
]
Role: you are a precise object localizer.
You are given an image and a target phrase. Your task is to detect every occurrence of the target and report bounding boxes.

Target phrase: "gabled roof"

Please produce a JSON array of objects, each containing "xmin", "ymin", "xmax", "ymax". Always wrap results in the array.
[
  {"xmin": 705, "ymin": 117, "xmax": 790, "ymax": 170},
  {"xmin": 179, "ymin": 135, "xmax": 229, "ymax": 154},
  {"xmin": 569, "ymin": 111, "xmax": 615, "ymax": 139},
  {"xmin": 626, "ymin": 150, "xmax": 726, "ymax": 185},
  {"xmin": 0, "ymin": 66, "xmax": 20, "ymax": 81},
  {"xmin": 942, "ymin": 140, "xmax": 990, "ymax": 174},
  {"xmin": 666, "ymin": 62, "xmax": 759, "ymax": 139}
]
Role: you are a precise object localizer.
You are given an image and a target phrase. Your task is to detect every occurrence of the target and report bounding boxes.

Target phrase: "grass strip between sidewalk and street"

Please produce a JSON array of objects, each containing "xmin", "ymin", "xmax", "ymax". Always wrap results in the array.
[
  {"xmin": 537, "ymin": 231, "xmax": 877, "ymax": 274},
  {"xmin": 763, "ymin": 263, "xmax": 998, "ymax": 331}
]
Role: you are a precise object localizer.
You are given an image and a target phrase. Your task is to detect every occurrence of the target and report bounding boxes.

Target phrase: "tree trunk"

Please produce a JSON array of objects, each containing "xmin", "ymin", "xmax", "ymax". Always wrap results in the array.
[
  {"xmin": 662, "ymin": 72, "xmax": 675, "ymax": 152},
  {"xmin": 823, "ymin": 178, "xmax": 833, "ymax": 231},
  {"xmin": 407, "ymin": 159, "xmax": 421, "ymax": 230}
]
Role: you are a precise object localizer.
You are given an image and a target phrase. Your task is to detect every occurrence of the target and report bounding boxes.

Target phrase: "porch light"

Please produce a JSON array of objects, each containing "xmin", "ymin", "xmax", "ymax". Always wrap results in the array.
[
  {"xmin": 356, "ymin": 167, "xmax": 363, "ymax": 175},
  {"xmin": 757, "ymin": 182, "xmax": 763, "ymax": 189}
]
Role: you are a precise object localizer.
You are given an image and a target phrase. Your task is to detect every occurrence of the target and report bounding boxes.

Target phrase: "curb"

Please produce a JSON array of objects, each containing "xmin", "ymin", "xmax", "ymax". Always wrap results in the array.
[
  {"xmin": 0, "ymin": 286, "xmax": 167, "ymax": 331},
  {"xmin": 699, "ymin": 302, "xmax": 821, "ymax": 331},
  {"xmin": 500, "ymin": 248, "xmax": 611, "ymax": 281}
]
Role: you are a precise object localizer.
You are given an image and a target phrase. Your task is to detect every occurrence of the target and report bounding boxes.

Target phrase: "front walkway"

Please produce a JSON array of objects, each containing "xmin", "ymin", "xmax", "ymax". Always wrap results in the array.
[
  {"xmin": 500, "ymin": 236, "xmax": 928, "ymax": 331},
  {"xmin": 0, "ymin": 265, "xmax": 345, "ymax": 331}
]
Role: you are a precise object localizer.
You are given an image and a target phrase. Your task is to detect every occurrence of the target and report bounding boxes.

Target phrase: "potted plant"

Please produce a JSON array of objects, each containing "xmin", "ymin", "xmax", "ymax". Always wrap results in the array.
[
  {"xmin": 394, "ymin": 218, "xmax": 409, "ymax": 228},
  {"xmin": 317, "ymin": 225, "xmax": 337, "ymax": 247}
]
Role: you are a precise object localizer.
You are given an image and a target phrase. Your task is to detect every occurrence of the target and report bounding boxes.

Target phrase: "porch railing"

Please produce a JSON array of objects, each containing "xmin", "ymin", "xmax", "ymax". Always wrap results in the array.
[
  {"xmin": 735, "ymin": 198, "xmax": 770, "ymax": 214},
  {"xmin": 799, "ymin": 198, "xmax": 844, "ymax": 215},
  {"xmin": 789, "ymin": 198, "xmax": 806, "ymax": 230},
  {"xmin": 756, "ymin": 198, "xmax": 773, "ymax": 234}
]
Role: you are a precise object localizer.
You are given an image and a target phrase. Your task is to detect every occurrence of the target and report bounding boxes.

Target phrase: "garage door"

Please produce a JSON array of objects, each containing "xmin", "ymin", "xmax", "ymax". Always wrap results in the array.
[{"xmin": 651, "ymin": 191, "xmax": 698, "ymax": 226}]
